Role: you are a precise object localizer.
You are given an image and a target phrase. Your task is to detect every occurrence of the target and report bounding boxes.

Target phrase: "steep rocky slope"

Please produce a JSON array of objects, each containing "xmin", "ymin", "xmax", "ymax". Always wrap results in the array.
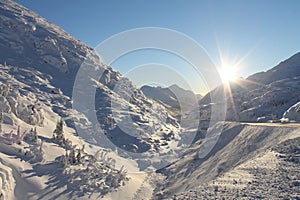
[
  {"xmin": 0, "ymin": 0, "xmax": 181, "ymax": 157},
  {"xmin": 198, "ymin": 52, "xmax": 300, "ymax": 124}
]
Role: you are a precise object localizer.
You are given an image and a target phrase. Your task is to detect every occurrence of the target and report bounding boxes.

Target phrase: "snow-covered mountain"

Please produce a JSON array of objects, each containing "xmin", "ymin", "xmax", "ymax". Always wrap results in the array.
[
  {"xmin": 0, "ymin": 0, "xmax": 300, "ymax": 199},
  {"xmin": 198, "ymin": 52, "xmax": 300, "ymax": 124},
  {"xmin": 0, "ymin": 0, "xmax": 186, "ymax": 199},
  {"xmin": 0, "ymin": 0, "xmax": 88, "ymax": 96},
  {"xmin": 247, "ymin": 52, "xmax": 300, "ymax": 85},
  {"xmin": 141, "ymin": 84, "xmax": 201, "ymax": 117},
  {"xmin": 0, "ymin": 0, "xmax": 183, "ymax": 155}
]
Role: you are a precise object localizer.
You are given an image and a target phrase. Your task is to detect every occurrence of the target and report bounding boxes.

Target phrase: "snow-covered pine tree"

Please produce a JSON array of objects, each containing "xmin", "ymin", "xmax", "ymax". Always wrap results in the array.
[
  {"xmin": 33, "ymin": 127, "xmax": 38, "ymax": 143},
  {"xmin": 53, "ymin": 118, "xmax": 65, "ymax": 144},
  {"xmin": 27, "ymin": 128, "xmax": 33, "ymax": 142},
  {"xmin": 39, "ymin": 140, "xmax": 44, "ymax": 156},
  {"xmin": 17, "ymin": 125, "xmax": 21, "ymax": 144},
  {"xmin": 20, "ymin": 130, "xmax": 27, "ymax": 142},
  {"xmin": 61, "ymin": 148, "xmax": 69, "ymax": 167},
  {"xmin": 5, "ymin": 130, "xmax": 13, "ymax": 145},
  {"xmin": 68, "ymin": 146, "xmax": 77, "ymax": 164},
  {"xmin": 76, "ymin": 148, "xmax": 81, "ymax": 164},
  {"xmin": 25, "ymin": 127, "xmax": 38, "ymax": 144}
]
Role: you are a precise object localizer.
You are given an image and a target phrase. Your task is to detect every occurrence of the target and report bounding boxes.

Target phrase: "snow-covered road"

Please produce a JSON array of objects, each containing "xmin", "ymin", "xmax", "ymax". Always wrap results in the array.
[{"xmin": 241, "ymin": 122, "xmax": 300, "ymax": 127}]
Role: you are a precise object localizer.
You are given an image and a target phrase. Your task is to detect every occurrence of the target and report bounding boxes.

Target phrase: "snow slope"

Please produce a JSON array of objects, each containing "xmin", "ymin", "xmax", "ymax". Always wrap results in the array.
[
  {"xmin": 172, "ymin": 137, "xmax": 300, "ymax": 199},
  {"xmin": 0, "ymin": 0, "xmax": 184, "ymax": 162},
  {"xmin": 0, "ymin": 0, "xmax": 89, "ymax": 96},
  {"xmin": 0, "ymin": 63, "xmax": 161, "ymax": 199},
  {"xmin": 248, "ymin": 52, "xmax": 300, "ymax": 85},
  {"xmin": 283, "ymin": 102, "xmax": 300, "ymax": 122},
  {"xmin": 0, "ymin": 0, "xmax": 186, "ymax": 199},
  {"xmin": 155, "ymin": 122, "xmax": 300, "ymax": 199}
]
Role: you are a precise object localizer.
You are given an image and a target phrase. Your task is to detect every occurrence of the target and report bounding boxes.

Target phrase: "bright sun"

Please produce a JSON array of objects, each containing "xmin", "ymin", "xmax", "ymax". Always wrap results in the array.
[{"xmin": 219, "ymin": 66, "xmax": 238, "ymax": 83}]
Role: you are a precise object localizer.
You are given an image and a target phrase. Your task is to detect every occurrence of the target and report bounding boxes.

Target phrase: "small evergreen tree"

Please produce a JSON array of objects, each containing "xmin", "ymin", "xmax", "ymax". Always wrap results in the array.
[
  {"xmin": 28, "ymin": 128, "xmax": 34, "ymax": 141},
  {"xmin": 20, "ymin": 130, "xmax": 27, "ymax": 142},
  {"xmin": 17, "ymin": 125, "xmax": 21, "ymax": 144},
  {"xmin": 61, "ymin": 148, "xmax": 69, "ymax": 167},
  {"xmin": 33, "ymin": 127, "xmax": 38, "ymax": 143},
  {"xmin": 76, "ymin": 149, "xmax": 82, "ymax": 164},
  {"xmin": 25, "ymin": 127, "xmax": 38, "ymax": 144},
  {"xmin": 53, "ymin": 118, "xmax": 65, "ymax": 144},
  {"xmin": 39, "ymin": 140, "xmax": 44, "ymax": 153},
  {"xmin": 68, "ymin": 146, "xmax": 77, "ymax": 164}
]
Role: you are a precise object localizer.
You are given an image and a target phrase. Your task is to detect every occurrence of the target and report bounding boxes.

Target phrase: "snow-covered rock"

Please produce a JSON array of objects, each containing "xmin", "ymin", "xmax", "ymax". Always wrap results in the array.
[
  {"xmin": 0, "ymin": 159, "xmax": 15, "ymax": 200},
  {"xmin": 283, "ymin": 102, "xmax": 300, "ymax": 122},
  {"xmin": 1, "ymin": 113, "xmax": 13, "ymax": 125},
  {"xmin": 0, "ymin": 81, "xmax": 44, "ymax": 126}
]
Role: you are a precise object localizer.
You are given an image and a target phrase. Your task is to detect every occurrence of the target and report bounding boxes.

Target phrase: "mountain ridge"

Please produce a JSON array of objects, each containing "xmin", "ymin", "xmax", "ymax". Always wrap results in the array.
[{"xmin": 197, "ymin": 52, "xmax": 300, "ymax": 124}]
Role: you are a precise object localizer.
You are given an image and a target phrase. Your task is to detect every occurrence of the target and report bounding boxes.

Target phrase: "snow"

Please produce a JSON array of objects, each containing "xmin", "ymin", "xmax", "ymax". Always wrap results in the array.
[
  {"xmin": 248, "ymin": 52, "xmax": 300, "ymax": 85},
  {"xmin": 0, "ymin": 0, "xmax": 299, "ymax": 199},
  {"xmin": 0, "ymin": 0, "xmax": 189, "ymax": 198},
  {"xmin": 283, "ymin": 101, "xmax": 300, "ymax": 122},
  {"xmin": 0, "ymin": 0, "xmax": 185, "ymax": 172},
  {"xmin": 172, "ymin": 142, "xmax": 300, "ymax": 199},
  {"xmin": 0, "ymin": 155, "xmax": 15, "ymax": 200},
  {"xmin": 0, "ymin": 86, "xmax": 137, "ymax": 199},
  {"xmin": 155, "ymin": 122, "xmax": 300, "ymax": 199}
]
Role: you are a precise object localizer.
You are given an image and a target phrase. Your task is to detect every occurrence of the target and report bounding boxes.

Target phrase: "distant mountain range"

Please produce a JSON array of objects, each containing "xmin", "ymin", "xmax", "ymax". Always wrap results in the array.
[{"xmin": 141, "ymin": 84, "xmax": 202, "ymax": 118}]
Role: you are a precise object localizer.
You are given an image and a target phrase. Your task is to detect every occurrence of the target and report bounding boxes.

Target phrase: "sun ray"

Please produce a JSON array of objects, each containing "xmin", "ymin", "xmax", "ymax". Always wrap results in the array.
[
  {"xmin": 214, "ymin": 34, "xmax": 266, "ymax": 121},
  {"xmin": 225, "ymin": 83, "xmax": 239, "ymax": 120}
]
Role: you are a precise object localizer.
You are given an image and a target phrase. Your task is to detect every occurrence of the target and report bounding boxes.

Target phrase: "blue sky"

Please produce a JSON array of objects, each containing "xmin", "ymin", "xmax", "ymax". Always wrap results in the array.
[{"xmin": 15, "ymin": 0, "xmax": 300, "ymax": 94}]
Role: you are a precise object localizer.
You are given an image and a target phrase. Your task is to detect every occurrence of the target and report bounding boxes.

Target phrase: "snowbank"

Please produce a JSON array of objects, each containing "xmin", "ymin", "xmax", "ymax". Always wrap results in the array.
[{"xmin": 283, "ymin": 102, "xmax": 300, "ymax": 122}]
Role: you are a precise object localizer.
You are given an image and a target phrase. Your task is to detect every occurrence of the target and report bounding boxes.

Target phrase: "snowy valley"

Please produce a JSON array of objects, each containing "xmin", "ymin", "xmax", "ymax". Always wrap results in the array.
[{"xmin": 0, "ymin": 0, "xmax": 299, "ymax": 199}]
